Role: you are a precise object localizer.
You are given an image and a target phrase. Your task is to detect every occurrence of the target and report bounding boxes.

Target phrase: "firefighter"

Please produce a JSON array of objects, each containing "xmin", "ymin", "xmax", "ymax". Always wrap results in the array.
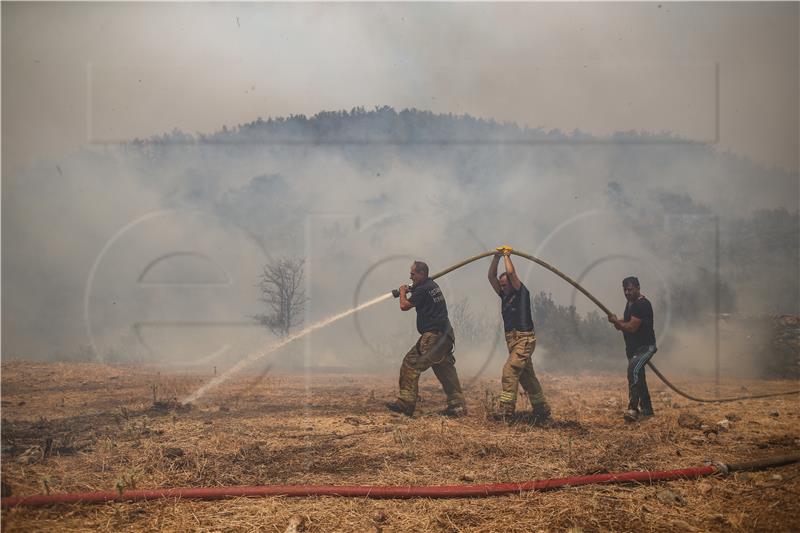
[
  {"xmin": 608, "ymin": 276, "xmax": 657, "ymax": 422},
  {"xmin": 385, "ymin": 261, "xmax": 467, "ymax": 417},
  {"xmin": 488, "ymin": 246, "xmax": 551, "ymax": 422}
]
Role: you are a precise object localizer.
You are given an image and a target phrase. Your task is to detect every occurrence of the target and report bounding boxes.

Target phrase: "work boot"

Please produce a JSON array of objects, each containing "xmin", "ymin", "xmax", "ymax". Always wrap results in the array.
[
  {"xmin": 440, "ymin": 405, "xmax": 468, "ymax": 418},
  {"xmin": 385, "ymin": 400, "xmax": 414, "ymax": 417},
  {"xmin": 531, "ymin": 403, "xmax": 552, "ymax": 424},
  {"xmin": 623, "ymin": 409, "xmax": 640, "ymax": 422}
]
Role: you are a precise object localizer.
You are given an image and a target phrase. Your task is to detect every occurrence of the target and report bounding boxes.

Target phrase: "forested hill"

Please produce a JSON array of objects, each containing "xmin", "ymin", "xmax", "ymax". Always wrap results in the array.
[{"xmin": 139, "ymin": 106, "xmax": 691, "ymax": 144}]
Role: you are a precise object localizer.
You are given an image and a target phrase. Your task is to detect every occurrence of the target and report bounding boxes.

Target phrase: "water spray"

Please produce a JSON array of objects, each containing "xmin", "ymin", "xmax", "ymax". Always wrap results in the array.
[{"xmin": 181, "ymin": 292, "xmax": 393, "ymax": 404}]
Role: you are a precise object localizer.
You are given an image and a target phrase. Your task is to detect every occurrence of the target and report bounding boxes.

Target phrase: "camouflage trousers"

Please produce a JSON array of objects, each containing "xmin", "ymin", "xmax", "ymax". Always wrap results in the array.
[
  {"xmin": 500, "ymin": 329, "xmax": 547, "ymax": 414},
  {"xmin": 397, "ymin": 331, "xmax": 466, "ymax": 413}
]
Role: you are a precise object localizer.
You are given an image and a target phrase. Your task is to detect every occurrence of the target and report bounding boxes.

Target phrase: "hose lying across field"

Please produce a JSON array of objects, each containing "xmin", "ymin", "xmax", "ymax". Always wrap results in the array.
[
  {"xmin": 3, "ymin": 455, "xmax": 798, "ymax": 507},
  {"xmin": 429, "ymin": 250, "xmax": 800, "ymax": 403}
]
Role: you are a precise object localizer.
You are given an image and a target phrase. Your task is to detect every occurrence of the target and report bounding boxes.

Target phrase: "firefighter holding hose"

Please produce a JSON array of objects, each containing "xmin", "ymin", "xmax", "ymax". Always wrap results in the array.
[
  {"xmin": 608, "ymin": 276, "xmax": 657, "ymax": 422},
  {"xmin": 488, "ymin": 246, "xmax": 551, "ymax": 423},
  {"xmin": 385, "ymin": 261, "xmax": 468, "ymax": 417}
]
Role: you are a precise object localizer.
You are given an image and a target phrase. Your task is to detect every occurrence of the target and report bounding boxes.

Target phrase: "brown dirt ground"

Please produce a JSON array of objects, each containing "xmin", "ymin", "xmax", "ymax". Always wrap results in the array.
[{"xmin": 1, "ymin": 360, "xmax": 799, "ymax": 532}]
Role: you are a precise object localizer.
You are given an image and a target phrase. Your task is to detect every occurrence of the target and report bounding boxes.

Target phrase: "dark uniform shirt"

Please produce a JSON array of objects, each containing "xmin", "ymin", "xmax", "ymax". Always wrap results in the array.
[
  {"xmin": 410, "ymin": 278, "xmax": 451, "ymax": 335},
  {"xmin": 500, "ymin": 282, "xmax": 535, "ymax": 332},
  {"xmin": 623, "ymin": 296, "xmax": 656, "ymax": 356}
]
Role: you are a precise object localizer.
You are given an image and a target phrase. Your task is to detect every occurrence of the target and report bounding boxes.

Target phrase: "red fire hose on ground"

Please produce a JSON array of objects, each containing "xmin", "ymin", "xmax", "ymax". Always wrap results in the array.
[{"xmin": 3, "ymin": 455, "xmax": 798, "ymax": 508}]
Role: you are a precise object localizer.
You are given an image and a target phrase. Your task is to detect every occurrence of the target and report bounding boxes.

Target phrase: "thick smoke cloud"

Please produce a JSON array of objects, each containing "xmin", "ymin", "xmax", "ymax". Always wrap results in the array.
[{"xmin": 3, "ymin": 109, "xmax": 798, "ymax": 382}]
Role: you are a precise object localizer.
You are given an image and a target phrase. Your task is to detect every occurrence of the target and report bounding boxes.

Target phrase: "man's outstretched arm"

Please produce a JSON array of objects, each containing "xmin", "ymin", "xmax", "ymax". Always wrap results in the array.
[
  {"xmin": 502, "ymin": 252, "xmax": 522, "ymax": 290},
  {"xmin": 488, "ymin": 254, "xmax": 502, "ymax": 296}
]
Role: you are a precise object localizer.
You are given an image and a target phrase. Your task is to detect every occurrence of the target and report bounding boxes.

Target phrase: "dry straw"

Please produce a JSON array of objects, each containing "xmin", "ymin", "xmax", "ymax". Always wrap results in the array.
[{"xmin": 2, "ymin": 361, "xmax": 798, "ymax": 531}]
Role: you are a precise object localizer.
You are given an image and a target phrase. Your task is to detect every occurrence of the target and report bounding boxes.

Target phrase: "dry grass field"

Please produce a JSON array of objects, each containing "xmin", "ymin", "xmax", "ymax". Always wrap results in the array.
[{"xmin": 1, "ymin": 360, "xmax": 799, "ymax": 532}]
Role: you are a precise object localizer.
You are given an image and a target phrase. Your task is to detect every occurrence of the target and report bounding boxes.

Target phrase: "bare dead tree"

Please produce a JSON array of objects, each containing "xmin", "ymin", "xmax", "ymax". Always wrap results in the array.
[{"xmin": 253, "ymin": 257, "xmax": 308, "ymax": 337}]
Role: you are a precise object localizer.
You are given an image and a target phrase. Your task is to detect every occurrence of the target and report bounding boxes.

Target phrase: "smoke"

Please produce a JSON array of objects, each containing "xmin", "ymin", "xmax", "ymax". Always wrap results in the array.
[
  {"xmin": 4, "ymin": 3, "xmax": 798, "ymax": 176},
  {"xmin": 2, "ymin": 109, "xmax": 798, "ymax": 382}
]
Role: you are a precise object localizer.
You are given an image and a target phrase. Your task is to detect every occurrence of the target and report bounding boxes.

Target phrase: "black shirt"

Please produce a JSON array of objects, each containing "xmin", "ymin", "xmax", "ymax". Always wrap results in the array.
[
  {"xmin": 623, "ymin": 296, "xmax": 656, "ymax": 356},
  {"xmin": 410, "ymin": 278, "xmax": 451, "ymax": 335},
  {"xmin": 500, "ymin": 282, "xmax": 535, "ymax": 332}
]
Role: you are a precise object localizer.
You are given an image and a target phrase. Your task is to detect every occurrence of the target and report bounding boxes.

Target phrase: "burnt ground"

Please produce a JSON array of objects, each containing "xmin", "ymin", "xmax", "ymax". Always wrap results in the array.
[{"xmin": 1, "ymin": 360, "xmax": 799, "ymax": 532}]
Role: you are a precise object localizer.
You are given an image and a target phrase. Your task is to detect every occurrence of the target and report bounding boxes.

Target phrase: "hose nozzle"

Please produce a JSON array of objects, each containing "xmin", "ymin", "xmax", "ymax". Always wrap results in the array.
[{"xmin": 392, "ymin": 285, "xmax": 413, "ymax": 298}]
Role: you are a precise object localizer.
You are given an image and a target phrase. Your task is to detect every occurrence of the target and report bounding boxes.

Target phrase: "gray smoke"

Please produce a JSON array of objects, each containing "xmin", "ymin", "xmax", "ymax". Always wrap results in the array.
[{"xmin": 3, "ymin": 109, "xmax": 797, "ymax": 383}]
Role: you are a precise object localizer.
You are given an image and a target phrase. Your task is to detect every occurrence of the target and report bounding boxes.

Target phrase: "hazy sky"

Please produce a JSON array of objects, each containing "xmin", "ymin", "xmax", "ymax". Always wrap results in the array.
[{"xmin": 3, "ymin": 2, "xmax": 798, "ymax": 175}]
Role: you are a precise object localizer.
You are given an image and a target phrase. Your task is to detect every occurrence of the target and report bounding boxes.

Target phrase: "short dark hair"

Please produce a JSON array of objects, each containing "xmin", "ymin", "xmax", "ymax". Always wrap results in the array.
[
  {"xmin": 412, "ymin": 261, "xmax": 429, "ymax": 277},
  {"xmin": 498, "ymin": 272, "xmax": 509, "ymax": 281},
  {"xmin": 622, "ymin": 276, "xmax": 640, "ymax": 287}
]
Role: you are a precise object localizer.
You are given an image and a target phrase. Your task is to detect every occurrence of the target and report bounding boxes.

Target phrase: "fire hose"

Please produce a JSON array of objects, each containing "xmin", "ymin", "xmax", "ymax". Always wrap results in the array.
[
  {"xmin": 2, "ymin": 455, "xmax": 798, "ymax": 507},
  {"xmin": 394, "ymin": 250, "xmax": 800, "ymax": 403}
]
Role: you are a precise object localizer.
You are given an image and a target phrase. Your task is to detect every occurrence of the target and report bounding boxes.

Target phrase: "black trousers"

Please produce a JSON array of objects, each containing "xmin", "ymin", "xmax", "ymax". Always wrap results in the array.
[{"xmin": 627, "ymin": 345, "xmax": 657, "ymax": 412}]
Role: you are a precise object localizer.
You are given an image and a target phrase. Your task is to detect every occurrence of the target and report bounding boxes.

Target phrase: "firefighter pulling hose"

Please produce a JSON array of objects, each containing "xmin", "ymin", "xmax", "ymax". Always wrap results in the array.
[{"xmin": 390, "ymin": 247, "xmax": 800, "ymax": 405}]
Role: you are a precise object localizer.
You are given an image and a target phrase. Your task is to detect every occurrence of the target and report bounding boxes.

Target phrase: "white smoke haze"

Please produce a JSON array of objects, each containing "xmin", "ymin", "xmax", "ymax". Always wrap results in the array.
[
  {"xmin": 2, "ymin": 3, "xmax": 798, "ymax": 384},
  {"xmin": 4, "ymin": 119, "xmax": 797, "ymax": 382}
]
